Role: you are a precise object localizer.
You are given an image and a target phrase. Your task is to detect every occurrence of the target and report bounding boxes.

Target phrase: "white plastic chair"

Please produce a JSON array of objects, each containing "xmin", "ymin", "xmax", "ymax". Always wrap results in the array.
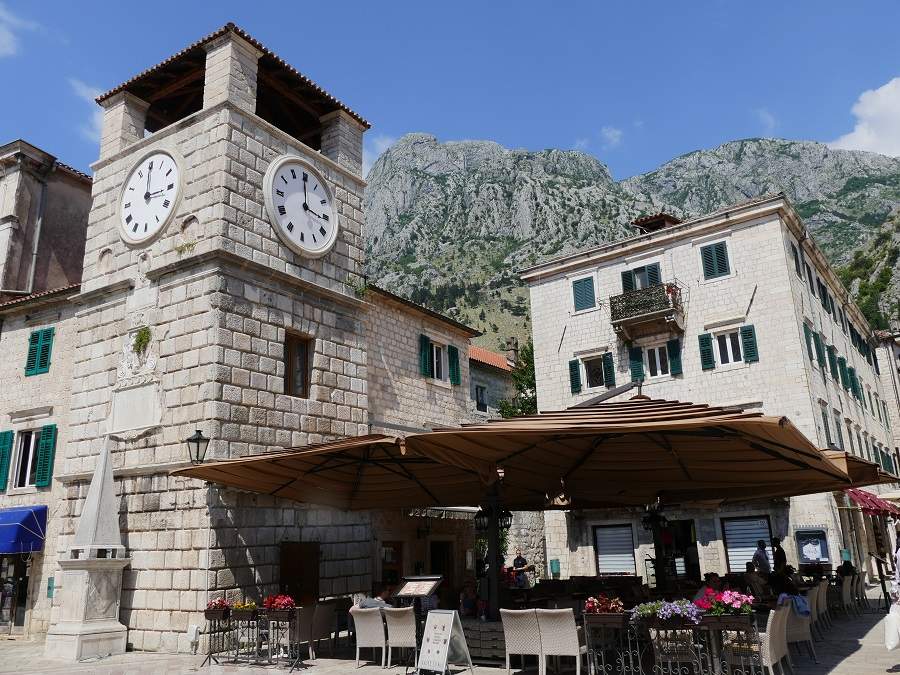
[
  {"xmin": 383, "ymin": 606, "xmax": 417, "ymax": 668},
  {"xmin": 349, "ymin": 606, "xmax": 386, "ymax": 668},
  {"xmin": 785, "ymin": 592, "xmax": 817, "ymax": 662},
  {"xmin": 535, "ymin": 608, "xmax": 586, "ymax": 675},
  {"xmin": 500, "ymin": 608, "xmax": 543, "ymax": 675}
]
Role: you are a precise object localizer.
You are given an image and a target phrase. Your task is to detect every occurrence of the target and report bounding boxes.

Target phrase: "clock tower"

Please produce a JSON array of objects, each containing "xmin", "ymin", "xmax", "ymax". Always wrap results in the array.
[{"xmin": 55, "ymin": 24, "xmax": 372, "ymax": 652}]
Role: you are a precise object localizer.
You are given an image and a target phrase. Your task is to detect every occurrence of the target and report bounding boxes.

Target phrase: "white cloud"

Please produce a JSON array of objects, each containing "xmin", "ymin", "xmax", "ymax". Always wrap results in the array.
[
  {"xmin": 600, "ymin": 126, "xmax": 623, "ymax": 149},
  {"xmin": 755, "ymin": 107, "xmax": 777, "ymax": 134},
  {"xmin": 68, "ymin": 78, "xmax": 104, "ymax": 143},
  {"xmin": 362, "ymin": 134, "xmax": 397, "ymax": 176},
  {"xmin": 0, "ymin": 3, "xmax": 39, "ymax": 57},
  {"xmin": 830, "ymin": 77, "xmax": 900, "ymax": 157},
  {"xmin": 573, "ymin": 137, "xmax": 590, "ymax": 150}
]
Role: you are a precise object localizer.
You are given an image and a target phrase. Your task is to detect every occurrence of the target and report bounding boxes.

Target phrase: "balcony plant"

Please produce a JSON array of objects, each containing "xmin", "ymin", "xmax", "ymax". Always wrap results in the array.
[
  {"xmin": 694, "ymin": 588, "xmax": 755, "ymax": 628},
  {"xmin": 262, "ymin": 594, "xmax": 296, "ymax": 621},
  {"xmin": 204, "ymin": 597, "xmax": 231, "ymax": 622},
  {"xmin": 232, "ymin": 599, "xmax": 257, "ymax": 621},
  {"xmin": 633, "ymin": 599, "xmax": 702, "ymax": 628},
  {"xmin": 583, "ymin": 594, "xmax": 628, "ymax": 628}
]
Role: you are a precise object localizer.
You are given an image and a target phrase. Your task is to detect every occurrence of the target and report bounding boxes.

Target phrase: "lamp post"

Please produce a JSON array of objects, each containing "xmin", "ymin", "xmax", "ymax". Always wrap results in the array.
[{"xmin": 185, "ymin": 430, "xmax": 210, "ymax": 465}]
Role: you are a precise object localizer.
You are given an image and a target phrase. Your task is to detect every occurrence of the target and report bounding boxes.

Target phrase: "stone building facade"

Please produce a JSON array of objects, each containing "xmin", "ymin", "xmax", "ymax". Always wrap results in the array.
[
  {"xmin": 876, "ymin": 328, "xmax": 900, "ymax": 455},
  {"xmin": 468, "ymin": 344, "xmax": 516, "ymax": 420},
  {"xmin": 522, "ymin": 196, "xmax": 897, "ymax": 581}
]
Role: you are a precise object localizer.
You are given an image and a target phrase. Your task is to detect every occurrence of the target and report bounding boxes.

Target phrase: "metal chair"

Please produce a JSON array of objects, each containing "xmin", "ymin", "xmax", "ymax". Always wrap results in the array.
[
  {"xmin": 310, "ymin": 602, "xmax": 336, "ymax": 659},
  {"xmin": 500, "ymin": 608, "xmax": 543, "ymax": 675},
  {"xmin": 535, "ymin": 608, "xmax": 586, "ymax": 675},
  {"xmin": 384, "ymin": 606, "xmax": 417, "ymax": 668},
  {"xmin": 349, "ymin": 606, "xmax": 386, "ymax": 668}
]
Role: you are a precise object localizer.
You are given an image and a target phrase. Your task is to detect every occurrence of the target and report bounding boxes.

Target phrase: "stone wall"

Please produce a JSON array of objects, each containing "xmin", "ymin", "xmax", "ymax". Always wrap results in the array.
[{"xmin": 469, "ymin": 362, "xmax": 514, "ymax": 420}]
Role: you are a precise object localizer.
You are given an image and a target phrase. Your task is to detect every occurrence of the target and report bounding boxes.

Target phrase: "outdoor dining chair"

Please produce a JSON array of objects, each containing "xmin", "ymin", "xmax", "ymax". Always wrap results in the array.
[
  {"xmin": 816, "ymin": 579, "xmax": 832, "ymax": 630},
  {"xmin": 724, "ymin": 604, "xmax": 790, "ymax": 675},
  {"xmin": 383, "ymin": 606, "xmax": 417, "ymax": 668},
  {"xmin": 535, "ymin": 608, "xmax": 586, "ymax": 675},
  {"xmin": 805, "ymin": 587, "xmax": 822, "ymax": 641},
  {"xmin": 310, "ymin": 602, "xmax": 337, "ymax": 659},
  {"xmin": 785, "ymin": 592, "xmax": 817, "ymax": 663},
  {"xmin": 500, "ymin": 608, "xmax": 543, "ymax": 675},
  {"xmin": 290, "ymin": 605, "xmax": 316, "ymax": 669},
  {"xmin": 838, "ymin": 575, "xmax": 858, "ymax": 618},
  {"xmin": 858, "ymin": 569, "xmax": 870, "ymax": 610},
  {"xmin": 349, "ymin": 606, "xmax": 386, "ymax": 668}
]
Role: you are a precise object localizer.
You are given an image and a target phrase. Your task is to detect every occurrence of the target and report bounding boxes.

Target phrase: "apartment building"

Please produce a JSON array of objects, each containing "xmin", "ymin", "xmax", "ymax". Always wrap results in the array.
[{"xmin": 522, "ymin": 195, "xmax": 895, "ymax": 582}]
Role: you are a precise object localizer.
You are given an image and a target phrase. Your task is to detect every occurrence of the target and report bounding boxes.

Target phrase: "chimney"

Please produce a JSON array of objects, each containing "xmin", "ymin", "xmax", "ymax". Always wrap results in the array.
[
  {"xmin": 505, "ymin": 337, "xmax": 519, "ymax": 366},
  {"xmin": 632, "ymin": 212, "xmax": 682, "ymax": 234}
]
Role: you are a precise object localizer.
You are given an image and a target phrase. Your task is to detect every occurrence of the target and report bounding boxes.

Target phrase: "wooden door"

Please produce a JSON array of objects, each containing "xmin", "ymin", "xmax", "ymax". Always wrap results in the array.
[
  {"xmin": 429, "ymin": 540, "xmax": 455, "ymax": 607},
  {"xmin": 381, "ymin": 541, "xmax": 403, "ymax": 589},
  {"xmin": 280, "ymin": 542, "xmax": 320, "ymax": 604}
]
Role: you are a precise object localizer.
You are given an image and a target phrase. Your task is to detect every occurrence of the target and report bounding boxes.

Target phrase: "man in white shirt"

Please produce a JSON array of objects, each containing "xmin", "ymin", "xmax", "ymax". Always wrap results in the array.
[
  {"xmin": 752, "ymin": 540, "xmax": 771, "ymax": 574},
  {"xmin": 359, "ymin": 585, "xmax": 391, "ymax": 608}
]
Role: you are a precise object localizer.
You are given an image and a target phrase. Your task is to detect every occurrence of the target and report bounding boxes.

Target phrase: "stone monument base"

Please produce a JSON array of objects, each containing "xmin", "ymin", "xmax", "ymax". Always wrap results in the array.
[{"xmin": 44, "ymin": 620, "xmax": 128, "ymax": 661}]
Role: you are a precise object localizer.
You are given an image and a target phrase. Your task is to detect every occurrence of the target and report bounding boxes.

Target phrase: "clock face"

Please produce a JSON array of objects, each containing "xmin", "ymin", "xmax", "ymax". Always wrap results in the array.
[
  {"xmin": 263, "ymin": 157, "xmax": 337, "ymax": 257},
  {"xmin": 119, "ymin": 151, "xmax": 181, "ymax": 245}
]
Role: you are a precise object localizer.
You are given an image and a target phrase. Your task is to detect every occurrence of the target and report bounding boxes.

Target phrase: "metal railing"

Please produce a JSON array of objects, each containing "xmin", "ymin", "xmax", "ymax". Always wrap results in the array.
[{"xmin": 610, "ymin": 283, "xmax": 683, "ymax": 324}]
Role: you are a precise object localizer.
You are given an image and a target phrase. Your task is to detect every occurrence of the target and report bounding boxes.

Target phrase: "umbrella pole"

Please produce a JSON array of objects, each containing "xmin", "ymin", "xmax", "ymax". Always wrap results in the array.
[{"xmin": 486, "ymin": 488, "xmax": 501, "ymax": 621}]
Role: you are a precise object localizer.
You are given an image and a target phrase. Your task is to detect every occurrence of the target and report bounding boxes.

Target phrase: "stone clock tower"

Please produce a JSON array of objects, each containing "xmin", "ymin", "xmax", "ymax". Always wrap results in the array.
[{"xmin": 52, "ymin": 24, "xmax": 372, "ymax": 653}]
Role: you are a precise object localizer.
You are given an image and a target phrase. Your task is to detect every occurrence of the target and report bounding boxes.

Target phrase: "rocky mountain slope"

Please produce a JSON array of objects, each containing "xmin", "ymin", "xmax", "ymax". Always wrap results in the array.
[{"xmin": 364, "ymin": 135, "xmax": 900, "ymax": 347}]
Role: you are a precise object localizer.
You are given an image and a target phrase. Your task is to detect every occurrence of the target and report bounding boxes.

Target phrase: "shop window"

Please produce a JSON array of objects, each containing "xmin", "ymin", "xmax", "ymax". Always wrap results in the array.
[{"xmin": 285, "ymin": 334, "xmax": 312, "ymax": 398}]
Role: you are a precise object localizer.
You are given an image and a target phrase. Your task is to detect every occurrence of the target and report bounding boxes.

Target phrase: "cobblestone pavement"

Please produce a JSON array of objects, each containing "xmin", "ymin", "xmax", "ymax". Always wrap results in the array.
[{"xmin": 4, "ymin": 606, "xmax": 900, "ymax": 674}]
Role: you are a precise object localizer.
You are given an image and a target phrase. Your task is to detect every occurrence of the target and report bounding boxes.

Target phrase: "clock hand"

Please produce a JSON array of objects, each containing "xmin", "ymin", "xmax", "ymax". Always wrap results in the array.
[
  {"xmin": 145, "ymin": 164, "xmax": 152, "ymax": 197},
  {"xmin": 302, "ymin": 203, "xmax": 322, "ymax": 218}
]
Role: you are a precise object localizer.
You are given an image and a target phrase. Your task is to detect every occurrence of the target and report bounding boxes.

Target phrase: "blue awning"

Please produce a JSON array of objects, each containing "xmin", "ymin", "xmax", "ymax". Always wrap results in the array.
[{"xmin": 0, "ymin": 505, "xmax": 47, "ymax": 554}]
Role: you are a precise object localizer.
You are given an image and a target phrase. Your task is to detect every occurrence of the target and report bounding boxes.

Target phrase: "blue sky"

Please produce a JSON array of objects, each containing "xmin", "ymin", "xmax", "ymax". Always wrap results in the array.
[{"xmin": 1, "ymin": 1, "xmax": 899, "ymax": 179}]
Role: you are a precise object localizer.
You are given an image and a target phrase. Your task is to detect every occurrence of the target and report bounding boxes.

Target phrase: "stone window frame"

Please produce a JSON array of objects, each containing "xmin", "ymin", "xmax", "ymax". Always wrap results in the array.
[
  {"xmin": 712, "ymin": 327, "xmax": 744, "ymax": 370},
  {"xmin": 284, "ymin": 332, "xmax": 313, "ymax": 399},
  {"xmin": 10, "ymin": 429, "xmax": 40, "ymax": 491}
]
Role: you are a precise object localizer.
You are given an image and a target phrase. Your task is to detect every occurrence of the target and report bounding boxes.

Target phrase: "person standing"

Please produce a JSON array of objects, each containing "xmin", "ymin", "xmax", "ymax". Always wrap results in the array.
[
  {"xmin": 752, "ymin": 540, "xmax": 772, "ymax": 574},
  {"xmin": 772, "ymin": 537, "xmax": 787, "ymax": 574}
]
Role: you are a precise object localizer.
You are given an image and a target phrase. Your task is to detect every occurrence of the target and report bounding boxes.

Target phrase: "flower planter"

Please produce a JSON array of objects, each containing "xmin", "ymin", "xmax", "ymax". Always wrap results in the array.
[
  {"xmin": 265, "ymin": 608, "xmax": 294, "ymax": 622},
  {"xmin": 700, "ymin": 614, "xmax": 753, "ymax": 630},
  {"xmin": 648, "ymin": 617, "xmax": 697, "ymax": 630},
  {"xmin": 204, "ymin": 608, "xmax": 230, "ymax": 621},
  {"xmin": 231, "ymin": 608, "xmax": 258, "ymax": 621},
  {"xmin": 584, "ymin": 613, "xmax": 629, "ymax": 628}
]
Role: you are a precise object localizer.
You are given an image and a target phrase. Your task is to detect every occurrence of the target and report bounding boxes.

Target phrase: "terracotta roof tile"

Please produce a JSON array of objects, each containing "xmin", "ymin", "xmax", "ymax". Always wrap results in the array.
[
  {"xmin": 469, "ymin": 345, "xmax": 512, "ymax": 371},
  {"xmin": 0, "ymin": 283, "xmax": 80, "ymax": 309}
]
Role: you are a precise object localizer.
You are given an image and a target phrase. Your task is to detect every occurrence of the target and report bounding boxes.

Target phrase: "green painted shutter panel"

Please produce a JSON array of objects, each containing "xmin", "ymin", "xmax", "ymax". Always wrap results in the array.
[
  {"xmin": 698, "ymin": 333, "xmax": 716, "ymax": 370},
  {"xmin": 802, "ymin": 324, "xmax": 814, "ymax": 361},
  {"xmin": 601, "ymin": 352, "xmax": 616, "ymax": 387},
  {"xmin": 666, "ymin": 338, "xmax": 683, "ymax": 375},
  {"xmin": 740, "ymin": 325, "xmax": 759, "ymax": 363},
  {"xmin": 418, "ymin": 334, "xmax": 431, "ymax": 377},
  {"xmin": 713, "ymin": 241, "xmax": 730, "ymax": 276},
  {"xmin": 25, "ymin": 331, "xmax": 40, "ymax": 375},
  {"xmin": 812, "ymin": 332, "xmax": 825, "ymax": 367},
  {"xmin": 572, "ymin": 277, "xmax": 596, "ymax": 311},
  {"xmin": 700, "ymin": 245, "xmax": 716, "ymax": 279},
  {"xmin": 838, "ymin": 356, "xmax": 849, "ymax": 389},
  {"xmin": 447, "ymin": 345, "xmax": 461, "ymax": 385},
  {"xmin": 620, "ymin": 270, "xmax": 635, "ymax": 293},
  {"xmin": 826, "ymin": 346, "xmax": 839, "ymax": 381},
  {"xmin": 0, "ymin": 431, "xmax": 12, "ymax": 492},
  {"xmin": 628, "ymin": 347, "xmax": 644, "ymax": 382},
  {"xmin": 646, "ymin": 263, "xmax": 662, "ymax": 286},
  {"xmin": 569, "ymin": 359, "xmax": 582, "ymax": 394},
  {"xmin": 848, "ymin": 367, "xmax": 859, "ymax": 399},
  {"xmin": 34, "ymin": 425, "xmax": 56, "ymax": 488},
  {"xmin": 36, "ymin": 327, "xmax": 54, "ymax": 374}
]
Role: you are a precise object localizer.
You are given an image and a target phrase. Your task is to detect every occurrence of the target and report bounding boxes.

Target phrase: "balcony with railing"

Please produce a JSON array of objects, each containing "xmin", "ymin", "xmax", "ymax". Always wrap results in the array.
[{"xmin": 609, "ymin": 282, "xmax": 684, "ymax": 340}]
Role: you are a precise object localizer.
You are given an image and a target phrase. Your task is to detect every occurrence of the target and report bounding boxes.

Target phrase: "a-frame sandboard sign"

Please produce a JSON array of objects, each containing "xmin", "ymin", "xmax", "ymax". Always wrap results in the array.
[{"xmin": 415, "ymin": 609, "xmax": 474, "ymax": 674}]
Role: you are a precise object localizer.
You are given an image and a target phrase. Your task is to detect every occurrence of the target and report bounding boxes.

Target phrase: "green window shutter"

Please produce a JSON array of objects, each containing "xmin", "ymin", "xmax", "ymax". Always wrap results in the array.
[
  {"xmin": 740, "ymin": 325, "xmax": 759, "ymax": 363},
  {"xmin": 34, "ymin": 424, "xmax": 57, "ymax": 488},
  {"xmin": 646, "ymin": 263, "xmax": 662, "ymax": 286},
  {"xmin": 628, "ymin": 347, "xmax": 644, "ymax": 382},
  {"xmin": 25, "ymin": 331, "xmax": 40, "ymax": 376},
  {"xmin": 666, "ymin": 338, "xmax": 683, "ymax": 375},
  {"xmin": 36, "ymin": 327, "xmax": 54, "ymax": 374},
  {"xmin": 826, "ymin": 346, "xmax": 839, "ymax": 381},
  {"xmin": 601, "ymin": 352, "xmax": 616, "ymax": 387},
  {"xmin": 848, "ymin": 367, "xmax": 859, "ymax": 399},
  {"xmin": 701, "ymin": 243, "xmax": 729, "ymax": 279},
  {"xmin": 569, "ymin": 359, "xmax": 582, "ymax": 394},
  {"xmin": 838, "ymin": 356, "xmax": 849, "ymax": 389},
  {"xmin": 0, "ymin": 431, "xmax": 12, "ymax": 492},
  {"xmin": 812, "ymin": 332, "xmax": 825, "ymax": 367},
  {"xmin": 802, "ymin": 324, "xmax": 814, "ymax": 361},
  {"xmin": 572, "ymin": 277, "xmax": 596, "ymax": 311},
  {"xmin": 700, "ymin": 245, "xmax": 716, "ymax": 280},
  {"xmin": 713, "ymin": 241, "xmax": 730, "ymax": 276},
  {"xmin": 447, "ymin": 345, "xmax": 461, "ymax": 386},
  {"xmin": 419, "ymin": 334, "xmax": 431, "ymax": 377},
  {"xmin": 791, "ymin": 244, "xmax": 802, "ymax": 277},
  {"xmin": 620, "ymin": 270, "xmax": 635, "ymax": 293},
  {"xmin": 698, "ymin": 333, "xmax": 716, "ymax": 370}
]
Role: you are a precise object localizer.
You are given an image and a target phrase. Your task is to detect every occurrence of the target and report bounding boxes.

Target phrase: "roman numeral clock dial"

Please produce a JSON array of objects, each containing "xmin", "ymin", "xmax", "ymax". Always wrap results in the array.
[
  {"xmin": 118, "ymin": 150, "xmax": 181, "ymax": 245},
  {"xmin": 263, "ymin": 157, "xmax": 337, "ymax": 258}
]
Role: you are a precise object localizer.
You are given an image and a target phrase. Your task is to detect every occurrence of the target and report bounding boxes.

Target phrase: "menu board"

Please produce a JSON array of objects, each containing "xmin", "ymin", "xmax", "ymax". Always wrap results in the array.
[
  {"xmin": 416, "ymin": 610, "xmax": 473, "ymax": 674},
  {"xmin": 395, "ymin": 575, "xmax": 442, "ymax": 598}
]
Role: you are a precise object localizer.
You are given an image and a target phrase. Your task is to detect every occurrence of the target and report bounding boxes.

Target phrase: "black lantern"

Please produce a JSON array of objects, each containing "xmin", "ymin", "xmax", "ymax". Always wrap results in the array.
[
  {"xmin": 499, "ymin": 509, "xmax": 514, "ymax": 530},
  {"xmin": 474, "ymin": 508, "xmax": 490, "ymax": 532},
  {"xmin": 185, "ymin": 429, "xmax": 210, "ymax": 465}
]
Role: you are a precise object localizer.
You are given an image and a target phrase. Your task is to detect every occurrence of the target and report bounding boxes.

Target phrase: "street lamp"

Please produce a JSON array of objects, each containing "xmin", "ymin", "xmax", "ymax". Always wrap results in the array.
[
  {"xmin": 185, "ymin": 429, "xmax": 210, "ymax": 465},
  {"xmin": 499, "ymin": 509, "xmax": 514, "ymax": 530},
  {"xmin": 474, "ymin": 508, "xmax": 490, "ymax": 532}
]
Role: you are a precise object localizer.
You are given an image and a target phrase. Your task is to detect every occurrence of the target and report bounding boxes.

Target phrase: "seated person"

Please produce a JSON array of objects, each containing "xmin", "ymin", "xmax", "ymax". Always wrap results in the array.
[
  {"xmin": 459, "ymin": 582, "xmax": 478, "ymax": 617},
  {"xmin": 769, "ymin": 570, "xmax": 799, "ymax": 597},
  {"xmin": 837, "ymin": 559, "xmax": 856, "ymax": 577},
  {"xmin": 359, "ymin": 584, "xmax": 392, "ymax": 608},
  {"xmin": 744, "ymin": 561, "xmax": 767, "ymax": 597},
  {"xmin": 785, "ymin": 564, "xmax": 805, "ymax": 587},
  {"xmin": 693, "ymin": 572, "xmax": 723, "ymax": 601}
]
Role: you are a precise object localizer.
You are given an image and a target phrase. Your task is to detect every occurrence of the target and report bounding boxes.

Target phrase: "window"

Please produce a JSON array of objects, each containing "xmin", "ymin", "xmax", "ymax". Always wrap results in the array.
[
  {"xmin": 419, "ymin": 335, "xmax": 460, "ymax": 384},
  {"xmin": 25, "ymin": 327, "xmax": 54, "ymax": 376},
  {"xmin": 572, "ymin": 276, "xmax": 596, "ymax": 312},
  {"xmin": 820, "ymin": 408, "xmax": 832, "ymax": 447},
  {"xmin": 715, "ymin": 330, "xmax": 742, "ymax": 365},
  {"xmin": 847, "ymin": 425, "xmax": 856, "ymax": 455},
  {"xmin": 430, "ymin": 343, "xmax": 444, "ymax": 380},
  {"xmin": 833, "ymin": 412, "xmax": 844, "ymax": 450},
  {"xmin": 795, "ymin": 529, "xmax": 829, "ymax": 564},
  {"xmin": 284, "ymin": 334, "xmax": 312, "ymax": 398},
  {"xmin": 645, "ymin": 345, "xmax": 670, "ymax": 378},
  {"xmin": 3, "ymin": 425, "xmax": 56, "ymax": 490},
  {"xmin": 594, "ymin": 525, "xmax": 636, "ymax": 575},
  {"xmin": 804, "ymin": 263, "xmax": 815, "ymax": 295},
  {"xmin": 700, "ymin": 241, "xmax": 730, "ymax": 280},
  {"xmin": 856, "ymin": 431, "xmax": 865, "ymax": 460},
  {"xmin": 790, "ymin": 243, "xmax": 802, "ymax": 277},
  {"xmin": 12, "ymin": 431, "xmax": 39, "ymax": 489},
  {"xmin": 621, "ymin": 263, "xmax": 661, "ymax": 292},
  {"xmin": 581, "ymin": 352, "xmax": 616, "ymax": 390},
  {"xmin": 722, "ymin": 516, "xmax": 772, "ymax": 572},
  {"xmin": 475, "ymin": 385, "xmax": 487, "ymax": 413}
]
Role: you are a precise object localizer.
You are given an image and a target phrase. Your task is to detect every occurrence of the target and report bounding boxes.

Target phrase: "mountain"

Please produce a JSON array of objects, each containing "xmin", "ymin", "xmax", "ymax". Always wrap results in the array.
[{"xmin": 364, "ymin": 135, "xmax": 900, "ymax": 347}]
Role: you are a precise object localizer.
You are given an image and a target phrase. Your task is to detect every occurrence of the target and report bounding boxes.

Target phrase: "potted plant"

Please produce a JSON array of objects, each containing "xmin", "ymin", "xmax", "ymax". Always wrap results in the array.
[
  {"xmin": 204, "ymin": 597, "xmax": 231, "ymax": 621},
  {"xmin": 231, "ymin": 599, "xmax": 257, "ymax": 621},
  {"xmin": 583, "ymin": 594, "xmax": 628, "ymax": 628},
  {"xmin": 262, "ymin": 593, "xmax": 296, "ymax": 621},
  {"xmin": 694, "ymin": 589, "xmax": 754, "ymax": 628},
  {"xmin": 636, "ymin": 599, "xmax": 703, "ymax": 629}
]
